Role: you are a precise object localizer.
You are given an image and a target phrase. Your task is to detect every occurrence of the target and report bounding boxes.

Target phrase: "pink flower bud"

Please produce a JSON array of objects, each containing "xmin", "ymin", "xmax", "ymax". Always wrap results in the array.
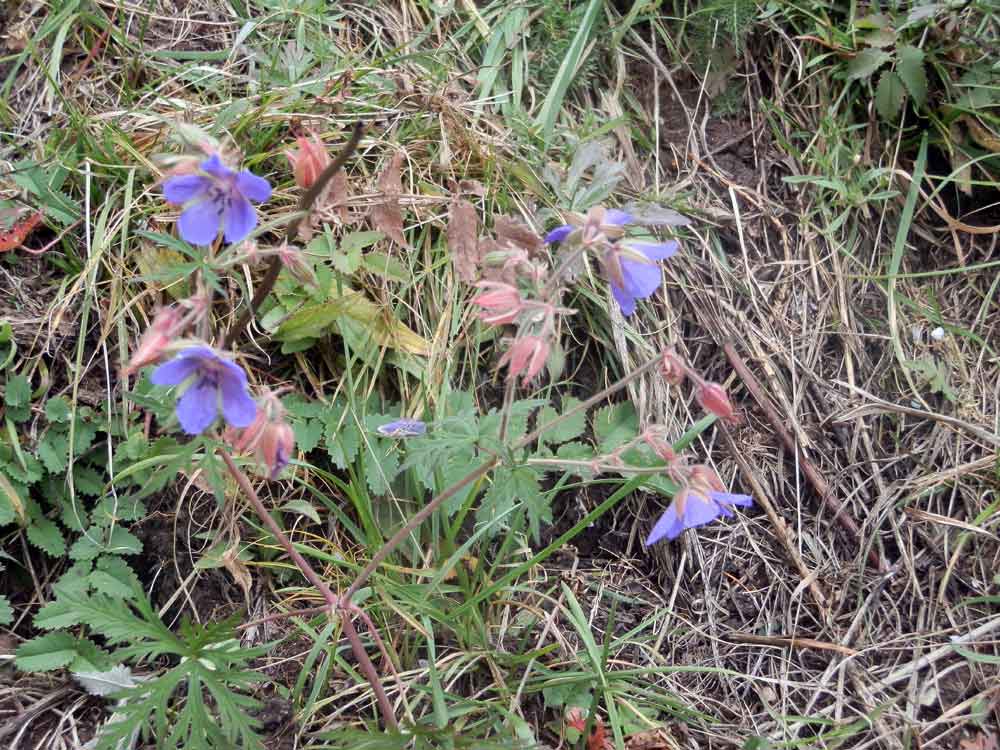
[
  {"xmin": 278, "ymin": 243, "xmax": 317, "ymax": 287},
  {"xmin": 258, "ymin": 420, "xmax": 295, "ymax": 479},
  {"xmin": 226, "ymin": 408, "xmax": 266, "ymax": 452},
  {"xmin": 227, "ymin": 390, "xmax": 296, "ymax": 479},
  {"xmin": 660, "ymin": 349, "xmax": 686, "ymax": 385},
  {"xmin": 472, "ymin": 281, "xmax": 523, "ymax": 326},
  {"xmin": 695, "ymin": 381, "xmax": 739, "ymax": 424},
  {"xmin": 285, "ymin": 134, "xmax": 331, "ymax": 189},
  {"xmin": 498, "ymin": 335, "xmax": 550, "ymax": 383},
  {"xmin": 124, "ymin": 307, "xmax": 183, "ymax": 376}
]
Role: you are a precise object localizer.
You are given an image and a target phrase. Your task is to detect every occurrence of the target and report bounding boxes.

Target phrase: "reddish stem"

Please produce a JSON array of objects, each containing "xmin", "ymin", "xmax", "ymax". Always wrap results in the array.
[{"xmin": 218, "ymin": 449, "xmax": 398, "ymax": 729}]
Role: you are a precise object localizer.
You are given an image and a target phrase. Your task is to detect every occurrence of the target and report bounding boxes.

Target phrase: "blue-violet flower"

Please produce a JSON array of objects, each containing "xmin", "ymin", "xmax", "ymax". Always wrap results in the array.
[
  {"xmin": 162, "ymin": 154, "xmax": 272, "ymax": 246},
  {"xmin": 151, "ymin": 346, "xmax": 257, "ymax": 435}
]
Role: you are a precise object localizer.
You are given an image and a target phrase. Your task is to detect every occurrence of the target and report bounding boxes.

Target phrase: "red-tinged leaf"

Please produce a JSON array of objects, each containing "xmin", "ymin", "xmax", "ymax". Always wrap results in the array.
[
  {"xmin": 494, "ymin": 215, "xmax": 543, "ymax": 255},
  {"xmin": 0, "ymin": 211, "xmax": 44, "ymax": 253},
  {"xmin": 447, "ymin": 196, "xmax": 479, "ymax": 282},
  {"xmin": 370, "ymin": 151, "xmax": 410, "ymax": 249}
]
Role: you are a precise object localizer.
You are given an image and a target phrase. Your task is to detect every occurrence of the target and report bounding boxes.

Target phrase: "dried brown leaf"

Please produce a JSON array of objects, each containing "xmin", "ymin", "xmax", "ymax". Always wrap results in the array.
[
  {"xmin": 370, "ymin": 150, "xmax": 410, "ymax": 249},
  {"xmin": 458, "ymin": 179, "xmax": 485, "ymax": 197},
  {"xmin": 625, "ymin": 729, "xmax": 675, "ymax": 750},
  {"xmin": 447, "ymin": 196, "xmax": 479, "ymax": 282},
  {"xmin": 494, "ymin": 215, "xmax": 543, "ymax": 256},
  {"xmin": 222, "ymin": 543, "xmax": 252, "ymax": 601}
]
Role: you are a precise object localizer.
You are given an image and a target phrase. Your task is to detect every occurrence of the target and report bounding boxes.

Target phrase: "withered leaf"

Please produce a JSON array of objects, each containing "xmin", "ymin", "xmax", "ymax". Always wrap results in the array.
[
  {"xmin": 447, "ymin": 196, "xmax": 479, "ymax": 283},
  {"xmin": 494, "ymin": 215, "xmax": 543, "ymax": 256},
  {"xmin": 458, "ymin": 179, "xmax": 485, "ymax": 197},
  {"xmin": 326, "ymin": 169, "xmax": 353, "ymax": 223},
  {"xmin": 370, "ymin": 150, "xmax": 410, "ymax": 249},
  {"xmin": 624, "ymin": 729, "xmax": 675, "ymax": 750}
]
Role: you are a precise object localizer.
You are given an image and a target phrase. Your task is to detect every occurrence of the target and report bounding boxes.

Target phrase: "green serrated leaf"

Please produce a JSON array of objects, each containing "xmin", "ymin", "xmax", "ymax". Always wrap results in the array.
[
  {"xmin": 897, "ymin": 45, "xmax": 927, "ymax": 106},
  {"xmin": 847, "ymin": 48, "xmax": 892, "ymax": 80},
  {"xmin": 107, "ymin": 526, "xmax": 142, "ymax": 555},
  {"xmin": 27, "ymin": 516, "xmax": 66, "ymax": 557},
  {"xmin": 364, "ymin": 441, "xmax": 400, "ymax": 496},
  {"xmin": 72, "ymin": 422, "xmax": 98, "ymax": 455},
  {"xmin": 593, "ymin": 401, "xmax": 638, "ymax": 451},
  {"xmin": 73, "ymin": 464, "xmax": 105, "ymax": 496},
  {"xmin": 0, "ymin": 594, "xmax": 12, "ymax": 626},
  {"xmin": 38, "ymin": 429, "xmax": 69, "ymax": 474},
  {"xmin": 15, "ymin": 632, "xmax": 79, "ymax": 671},
  {"xmin": 282, "ymin": 396, "xmax": 326, "ymax": 420},
  {"xmin": 44, "ymin": 397, "xmax": 71, "ymax": 422},
  {"xmin": 326, "ymin": 419, "xmax": 360, "ymax": 469},
  {"xmin": 89, "ymin": 570, "xmax": 138, "ymax": 600},
  {"xmin": 477, "ymin": 467, "xmax": 547, "ymax": 541},
  {"xmin": 876, "ymin": 71, "xmax": 906, "ymax": 121},
  {"xmin": 69, "ymin": 531, "xmax": 103, "ymax": 561},
  {"xmin": 538, "ymin": 397, "xmax": 586, "ymax": 445},
  {"xmin": 293, "ymin": 418, "xmax": 324, "ymax": 454},
  {"xmin": 4, "ymin": 374, "xmax": 31, "ymax": 407},
  {"xmin": 35, "ymin": 598, "xmax": 82, "ymax": 629}
]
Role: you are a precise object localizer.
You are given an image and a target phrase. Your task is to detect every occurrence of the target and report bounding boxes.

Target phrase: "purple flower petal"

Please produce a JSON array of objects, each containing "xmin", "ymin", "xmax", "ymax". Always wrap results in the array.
[
  {"xmin": 544, "ymin": 225, "xmax": 573, "ymax": 244},
  {"xmin": 645, "ymin": 503, "xmax": 684, "ymax": 545},
  {"xmin": 376, "ymin": 419, "xmax": 427, "ymax": 438},
  {"xmin": 235, "ymin": 171, "xmax": 272, "ymax": 203},
  {"xmin": 680, "ymin": 494, "xmax": 723, "ymax": 528},
  {"xmin": 604, "ymin": 208, "xmax": 634, "ymax": 226},
  {"xmin": 620, "ymin": 257, "xmax": 664, "ymax": 300},
  {"xmin": 219, "ymin": 372, "xmax": 256, "ymax": 428},
  {"xmin": 163, "ymin": 175, "xmax": 210, "ymax": 204},
  {"xmin": 199, "ymin": 154, "xmax": 234, "ymax": 180},
  {"xmin": 628, "ymin": 240, "xmax": 679, "ymax": 261},
  {"xmin": 222, "ymin": 195, "xmax": 257, "ymax": 244},
  {"xmin": 150, "ymin": 356, "xmax": 200, "ymax": 386},
  {"xmin": 610, "ymin": 282, "xmax": 637, "ymax": 316},
  {"xmin": 175, "ymin": 380, "xmax": 219, "ymax": 435},
  {"xmin": 183, "ymin": 345, "xmax": 220, "ymax": 361},
  {"xmin": 712, "ymin": 491, "xmax": 753, "ymax": 508},
  {"xmin": 178, "ymin": 199, "xmax": 222, "ymax": 246}
]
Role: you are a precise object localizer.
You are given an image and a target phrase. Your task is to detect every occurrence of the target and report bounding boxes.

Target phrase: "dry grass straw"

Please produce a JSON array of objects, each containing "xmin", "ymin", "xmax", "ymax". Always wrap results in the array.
[{"xmin": 2, "ymin": 0, "xmax": 999, "ymax": 748}]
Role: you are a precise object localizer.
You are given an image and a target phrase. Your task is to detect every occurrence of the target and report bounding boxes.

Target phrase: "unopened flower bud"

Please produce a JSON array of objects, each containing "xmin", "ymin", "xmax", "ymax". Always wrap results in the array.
[
  {"xmin": 696, "ymin": 381, "xmax": 739, "ymax": 424},
  {"xmin": 285, "ymin": 134, "xmax": 331, "ymax": 189},
  {"xmin": 124, "ymin": 306, "xmax": 184, "ymax": 376},
  {"xmin": 660, "ymin": 349, "xmax": 686, "ymax": 385},
  {"xmin": 278, "ymin": 243, "xmax": 317, "ymax": 287},
  {"xmin": 258, "ymin": 421, "xmax": 295, "ymax": 479},
  {"xmin": 227, "ymin": 390, "xmax": 296, "ymax": 479},
  {"xmin": 472, "ymin": 281, "xmax": 523, "ymax": 326},
  {"xmin": 498, "ymin": 334, "xmax": 550, "ymax": 383}
]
